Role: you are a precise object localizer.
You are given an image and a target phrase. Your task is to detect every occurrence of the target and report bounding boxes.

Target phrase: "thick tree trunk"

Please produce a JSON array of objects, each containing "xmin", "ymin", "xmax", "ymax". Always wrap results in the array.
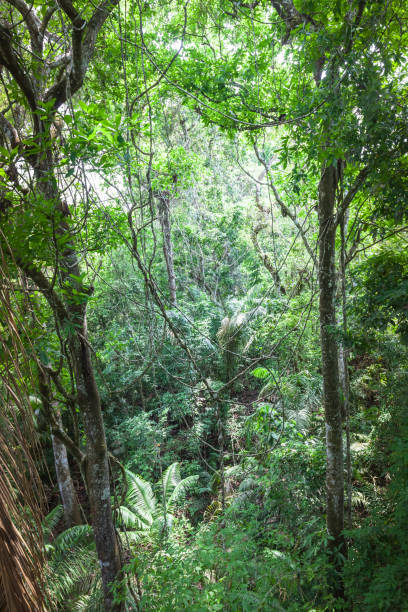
[
  {"xmin": 51, "ymin": 412, "xmax": 82, "ymax": 528},
  {"xmin": 71, "ymin": 317, "xmax": 122, "ymax": 610},
  {"xmin": 157, "ymin": 191, "xmax": 177, "ymax": 307},
  {"xmin": 0, "ymin": 1, "xmax": 123, "ymax": 605},
  {"xmin": 33, "ymin": 159, "xmax": 123, "ymax": 611},
  {"xmin": 318, "ymin": 164, "xmax": 345, "ymax": 584}
]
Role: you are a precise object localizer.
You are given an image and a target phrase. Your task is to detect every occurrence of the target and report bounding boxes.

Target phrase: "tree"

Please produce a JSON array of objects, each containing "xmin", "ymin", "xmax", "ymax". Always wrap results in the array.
[{"xmin": 0, "ymin": 2, "xmax": 123, "ymax": 609}]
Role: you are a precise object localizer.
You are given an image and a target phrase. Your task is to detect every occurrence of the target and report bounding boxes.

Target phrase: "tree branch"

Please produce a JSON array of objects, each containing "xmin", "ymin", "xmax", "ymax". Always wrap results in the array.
[
  {"xmin": 0, "ymin": 111, "xmax": 20, "ymax": 149},
  {"xmin": 37, "ymin": 364, "xmax": 84, "ymax": 465},
  {"xmin": 0, "ymin": 25, "xmax": 38, "ymax": 113},
  {"xmin": 46, "ymin": 0, "xmax": 120, "ymax": 108},
  {"xmin": 335, "ymin": 166, "xmax": 369, "ymax": 227},
  {"xmin": 14, "ymin": 257, "xmax": 69, "ymax": 324},
  {"xmin": 271, "ymin": 0, "xmax": 318, "ymax": 36},
  {"xmin": 5, "ymin": 0, "xmax": 42, "ymax": 55},
  {"xmin": 253, "ymin": 145, "xmax": 318, "ymax": 267},
  {"xmin": 40, "ymin": 4, "xmax": 58, "ymax": 37}
]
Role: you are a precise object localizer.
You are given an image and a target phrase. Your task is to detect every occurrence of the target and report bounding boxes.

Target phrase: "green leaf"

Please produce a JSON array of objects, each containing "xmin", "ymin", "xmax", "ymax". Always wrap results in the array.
[{"xmin": 251, "ymin": 367, "xmax": 270, "ymax": 379}]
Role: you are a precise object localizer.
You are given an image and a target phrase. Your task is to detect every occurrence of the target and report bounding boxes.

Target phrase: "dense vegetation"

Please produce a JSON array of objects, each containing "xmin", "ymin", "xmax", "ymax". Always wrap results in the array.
[{"xmin": 0, "ymin": 1, "xmax": 407, "ymax": 610}]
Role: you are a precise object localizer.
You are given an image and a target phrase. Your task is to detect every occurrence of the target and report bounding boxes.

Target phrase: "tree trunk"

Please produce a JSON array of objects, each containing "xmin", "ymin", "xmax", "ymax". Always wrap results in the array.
[
  {"xmin": 33, "ymin": 158, "xmax": 123, "ymax": 611},
  {"xmin": 339, "ymin": 210, "xmax": 352, "ymax": 531},
  {"xmin": 37, "ymin": 366, "xmax": 81, "ymax": 528},
  {"xmin": 51, "ymin": 412, "xmax": 82, "ymax": 528},
  {"xmin": 157, "ymin": 191, "xmax": 177, "ymax": 307},
  {"xmin": 318, "ymin": 164, "xmax": 345, "ymax": 587},
  {"xmin": 71, "ymin": 317, "xmax": 122, "ymax": 610},
  {"xmin": 0, "ymin": 1, "xmax": 123, "ymax": 605}
]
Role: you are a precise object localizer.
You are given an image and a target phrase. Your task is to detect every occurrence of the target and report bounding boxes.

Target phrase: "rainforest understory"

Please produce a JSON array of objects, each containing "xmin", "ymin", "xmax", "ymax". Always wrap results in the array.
[{"xmin": 1, "ymin": 1, "xmax": 408, "ymax": 610}]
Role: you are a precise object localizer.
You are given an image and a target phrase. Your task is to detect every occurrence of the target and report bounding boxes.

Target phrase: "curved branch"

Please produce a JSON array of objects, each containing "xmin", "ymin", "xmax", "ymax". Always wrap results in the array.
[
  {"xmin": 335, "ymin": 166, "xmax": 369, "ymax": 227},
  {"xmin": 5, "ymin": 0, "xmax": 42, "ymax": 55},
  {"xmin": 253, "ymin": 145, "xmax": 318, "ymax": 268},
  {"xmin": 14, "ymin": 257, "xmax": 69, "ymax": 324},
  {"xmin": 46, "ymin": 0, "xmax": 120, "ymax": 108},
  {"xmin": 0, "ymin": 25, "xmax": 38, "ymax": 113}
]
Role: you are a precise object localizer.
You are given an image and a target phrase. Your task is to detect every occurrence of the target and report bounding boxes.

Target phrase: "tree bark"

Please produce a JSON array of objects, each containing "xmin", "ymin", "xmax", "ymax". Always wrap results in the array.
[
  {"xmin": 318, "ymin": 164, "xmax": 345, "ymax": 587},
  {"xmin": 51, "ymin": 411, "xmax": 82, "ymax": 528},
  {"xmin": 157, "ymin": 191, "xmax": 177, "ymax": 307},
  {"xmin": 339, "ymin": 210, "xmax": 352, "ymax": 531},
  {"xmin": 32, "ymin": 157, "xmax": 123, "ymax": 611},
  {"xmin": 37, "ymin": 365, "xmax": 81, "ymax": 528}
]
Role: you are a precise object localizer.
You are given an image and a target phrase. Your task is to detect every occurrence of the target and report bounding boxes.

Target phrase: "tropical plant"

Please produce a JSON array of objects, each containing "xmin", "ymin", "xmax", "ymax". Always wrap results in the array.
[
  {"xmin": 119, "ymin": 462, "xmax": 198, "ymax": 537},
  {"xmin": 217, "ymin": 305, "xmax": 266, "ymax": 382},
  {"xmin": 42, "ymin": 506, "xmax": 99, "ymax": 610}
]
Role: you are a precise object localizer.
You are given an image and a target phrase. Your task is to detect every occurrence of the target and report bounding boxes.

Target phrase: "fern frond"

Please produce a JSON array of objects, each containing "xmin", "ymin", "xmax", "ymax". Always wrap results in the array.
[
  {"xmin": 47, "ymin": 540, "xmax": 97, "ymax": 604},
  {"xmin": 168, "ymin": 475, "xmax": 199, "ymax": 506},
  {"xmin": 224, "ymin": 465, "xmax": 244, "ymax": 479},
  {"xmin": 160, "ymin": 462, "xmax": 181, "ymax": 502},
  {"xmin": 125, "ymin": 470, "xmax": 155, "ymax": 526},
  {"xmin": 42, "ymin": 505, "xmax": 64, "ymax": 542},
  {"xmin": 53, "ymin": 524, "xmax": 93, "ymax": 551},
  {"xmin": 118, "ymin": 506, "xmax": 149, "ymax": 530},
  {"xmin": 352, "ymin": 490, "xmax": 368, "ymax": 508},
  {"xmin": 286, "ymin": 407, "xmax": 311, "ymax": 431},
  {"xmin": 47, "ymin": 523, "xmax": 96, "ymax": 606},
  {"xmin": 152, "ymin": 513, "xmax": 175, "ymax": 535},
  {"xmin": 70, "ymin": 580, "xmax": 104, "ymax": 612},
  {"xmin": 118, "ymin": 530, "xmax": 143, "ymax": 546},
  {"xmin": 238, "ymin": 477, "xmax": 258, "ymax": 492},
  {"xmin": 70, "ymin": 595, "xmax": 91, "ymax": 611}
]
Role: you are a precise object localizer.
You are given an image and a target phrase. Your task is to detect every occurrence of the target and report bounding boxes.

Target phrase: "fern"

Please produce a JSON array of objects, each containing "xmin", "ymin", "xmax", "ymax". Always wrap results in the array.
[
  {"xmin": 45, "ymin": 524, "xmax": 98, "ymax": 609},
  {"xmin": 124, "ymin": 470, "xmax": 156, "ymax": 527},
  {"xmin": 118, "ymin": 506, "xmax": 148, "ymax": 530},
  {"xmin": 161, "ymin": 461, "xmax": 180, "ymax": 501},
  {"xmin": 42, "ymin": 505, "xmax": 63, "ymax": 542},
  {"xmin": 53, "ymin": 524, "xmax": 93, "ymax": 550},
  {"xmin": 119, "ymin": 462, "xmax": 198, "ymax": 536},
  {"xmin": 217, "ymin": 307, "xmax": 266, "ymax": 380},
  {"xmin": 167, "ymin": 475, "xmax": 199, "ymax": 506}
]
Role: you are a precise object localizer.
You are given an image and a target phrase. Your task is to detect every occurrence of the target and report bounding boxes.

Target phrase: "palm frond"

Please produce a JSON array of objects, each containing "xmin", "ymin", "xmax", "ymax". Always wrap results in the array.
[
  {"xmin": 71, "ymin": 595, "xmax": 92, "ymax": 612},
  {"xmin": 217, "ymin": 307, "xmax": 266, "ymax": 350},
  {"xmin": 47, "ymin": 525, "xmax": 98, "ymax": 606},
  {"xmin": 152, "ymin": 513, "xmax": 175, "ymax": 535},
  {"xmin": 0, "ymin": 480, "xmax": 45, "ymax": 612},
  {"xmin": 286, "ymin": 406, "xmax": 311, "ymax": 432},
  {"xmin": 69, "ymin": 581, "xmax": 104, "ymax": 612},
  {"xmin": 53, "ymin": 524, "xmax": 93, "ymax": 551},
  {"xmin": 118, "ymin": 530, "xmax": 143, "ymax": 546},
  {"xmin": 224, "ymin": 465, "xmax": 245, "ymax": 479},
  {"xmin": 0, "ymin": 250, "xmax": 47, "ymax": 611},
  {"xmin": 352, "ymin": 490, "xmax": 369, "ymax": 508}
]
